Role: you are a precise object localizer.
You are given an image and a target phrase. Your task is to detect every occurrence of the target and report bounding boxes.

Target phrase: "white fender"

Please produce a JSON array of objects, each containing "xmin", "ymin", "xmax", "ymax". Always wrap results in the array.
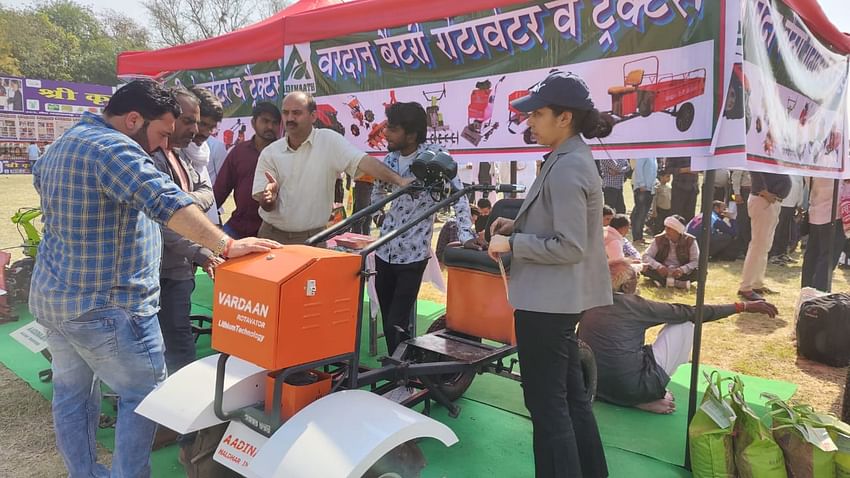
[
  {"xmin": 135, "ymin": 354, "xmax": 267, "ymax": 434},
  {"xmin": 248, "ymin": 389, "xmax": 458, "ymax": 478}
]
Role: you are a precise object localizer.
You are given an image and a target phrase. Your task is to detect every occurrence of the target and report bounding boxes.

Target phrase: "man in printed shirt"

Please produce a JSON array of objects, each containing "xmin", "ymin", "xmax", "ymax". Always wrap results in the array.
[
  {"xmin": 29, "ymin": 80, "xmax": 279, "ymax": 478},
  {"xmin": 372, "ymin": 102, "xmax": 480, "ymax": 353}
]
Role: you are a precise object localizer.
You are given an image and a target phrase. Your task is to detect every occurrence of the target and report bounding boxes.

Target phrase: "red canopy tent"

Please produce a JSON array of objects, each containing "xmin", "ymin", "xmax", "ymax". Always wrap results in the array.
[
  {"xmin": 116, "ymin": 0, "xmax": 343, "ymax": 77},
  {"xmin": 116, "ymin": 0, "xmax": 850, "ymax": 79}
]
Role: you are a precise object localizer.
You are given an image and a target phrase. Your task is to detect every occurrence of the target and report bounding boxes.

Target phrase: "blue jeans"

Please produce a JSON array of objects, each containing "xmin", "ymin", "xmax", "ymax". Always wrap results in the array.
[
  {"xmin": 158, "ymin": 278, "xmax": 197, "ymax": 373},
  {"xmin": 630, "ymin": 189, "xmax": 654, "ymax": 241},
  {"xmin": 40, "ymin": 306, "xmax": 166, "ymax": 478}
]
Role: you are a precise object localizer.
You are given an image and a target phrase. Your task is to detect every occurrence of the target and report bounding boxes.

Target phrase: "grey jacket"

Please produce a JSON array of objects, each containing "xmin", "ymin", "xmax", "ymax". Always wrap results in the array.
[
  {"xmin": 508, "ymin": 135, "xmax": 613, "ymax": 314},
  {"xmin": 152, "ymin": 149, "xmax": 215, "ymax": 280}
]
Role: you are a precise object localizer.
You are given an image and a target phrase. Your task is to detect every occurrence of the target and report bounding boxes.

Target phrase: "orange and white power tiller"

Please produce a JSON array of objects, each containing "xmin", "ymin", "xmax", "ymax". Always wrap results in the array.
[{"xmin": 136, "ymin": 151, "xmax": 593, "ymax": 477}]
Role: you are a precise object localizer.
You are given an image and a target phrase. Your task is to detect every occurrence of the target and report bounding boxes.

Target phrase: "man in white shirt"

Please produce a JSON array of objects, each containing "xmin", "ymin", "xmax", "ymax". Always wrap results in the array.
[
  {"xmin": 253, "ymin": 91, "xmax": 410, "ymax": 244},
  {"xmin": 641, "ymin": 215, "xmax": 699, "ymax": 289},
  {"xmin": 28, "ymin": 142, "xmax": 41, "ymax": 162}
]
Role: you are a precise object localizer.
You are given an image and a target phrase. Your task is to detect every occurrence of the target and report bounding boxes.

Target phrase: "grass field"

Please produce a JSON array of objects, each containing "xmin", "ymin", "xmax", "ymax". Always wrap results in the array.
[{"xmin": 0, "ymin": 173, "xmax": 848, "ymax": 476}]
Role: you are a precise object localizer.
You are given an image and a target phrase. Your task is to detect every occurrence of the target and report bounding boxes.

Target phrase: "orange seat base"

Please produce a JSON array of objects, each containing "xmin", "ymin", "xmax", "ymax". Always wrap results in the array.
[{"xmin": 445, "ymin": 267, "xmax": 516, "ymax": 345}]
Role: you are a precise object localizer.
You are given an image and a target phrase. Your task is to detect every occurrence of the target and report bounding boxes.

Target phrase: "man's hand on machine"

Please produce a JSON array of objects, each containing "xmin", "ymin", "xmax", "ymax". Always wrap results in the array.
[
  {"xmin": 488, "ymin": 234, "xmax": 511, "ymax": 261},
  {"xmin": 226, "ymin": 237, "xmax": 283, "ymax": 258},
  {"xmin": 739, "ymin": 301, "xmax": 779, "ymax": 318},
  {"xmin": 489, "ymin": 217, "xmax": 515, "ymax": 236}
]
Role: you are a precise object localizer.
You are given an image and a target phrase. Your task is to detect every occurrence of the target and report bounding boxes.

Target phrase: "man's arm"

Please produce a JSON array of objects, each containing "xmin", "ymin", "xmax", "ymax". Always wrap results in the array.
[
  {"xmin": 642, "ymin": 240, "xmax": 663, "ymax": 269},
  {"xmin": 621, "ymin": 294, "xmax": 772, "ymax": 325},
  {"xmin": 357, "ymin": 155, "xmax": 408, "ymax": 186},
  {"xmin": 166, "ymin": 204, "xmax": 279, "ymax": 258}
]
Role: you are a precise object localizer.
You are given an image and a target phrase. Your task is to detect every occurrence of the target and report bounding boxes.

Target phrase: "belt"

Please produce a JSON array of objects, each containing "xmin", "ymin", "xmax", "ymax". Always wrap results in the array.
[{"xmin": 264, "ymin": 223, "xmax": 324, "ymax": 238}]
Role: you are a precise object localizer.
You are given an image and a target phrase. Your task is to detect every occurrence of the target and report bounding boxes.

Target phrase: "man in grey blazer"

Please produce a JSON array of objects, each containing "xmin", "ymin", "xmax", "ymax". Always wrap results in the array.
[{"xmin": 488, "ymin": 71, "xmax": 613, "ymax": 478}]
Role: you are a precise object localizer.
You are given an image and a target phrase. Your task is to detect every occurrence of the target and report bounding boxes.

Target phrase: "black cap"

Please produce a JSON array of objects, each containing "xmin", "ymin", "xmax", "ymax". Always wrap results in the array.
[{"xmin": 510, "ymin": 70, "xmax": 594, "ymax": 113}]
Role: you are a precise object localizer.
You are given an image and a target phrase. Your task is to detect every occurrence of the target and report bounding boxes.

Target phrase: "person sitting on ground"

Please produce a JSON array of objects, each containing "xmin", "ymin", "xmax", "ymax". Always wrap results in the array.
[
  {"xmin": 604, "ymin": 214, "xmax": 641, "ymax": 263},
  {"xmin": 578, "ymin": 261, "xmax": 778, "ymax": 414},
  {"xmin": 686, "ymin": 200, "xmax": 739, "ymax": 261},
  {"xmin": 641, "ymin": 215, "xmax": 699, "ymax": 289},
  {"xmin": 475, "ymin": 198, "xmax": 492, "ymax": 233},
  {"xmin": 602, "ymin": 204, "xmax": 615, "ymax": 227}
]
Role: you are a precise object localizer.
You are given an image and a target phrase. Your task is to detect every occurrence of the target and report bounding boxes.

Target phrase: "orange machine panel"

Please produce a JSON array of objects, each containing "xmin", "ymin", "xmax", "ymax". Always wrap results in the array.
[
  {"xmin": 264, "ymin": 370, "xmax": 332, "ymax": 420},
  {"xmin": 212, "ymin": 245, "xmax": 361, "ymax": 370},
  {"xmin": 445, "ymin": 267, "xmax": 516, "ymax": 345}
]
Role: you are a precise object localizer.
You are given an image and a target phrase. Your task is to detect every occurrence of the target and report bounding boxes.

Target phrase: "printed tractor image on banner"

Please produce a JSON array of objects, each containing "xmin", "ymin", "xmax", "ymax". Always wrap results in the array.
[{"xmin": 282, "ymin": 0, "xmax": 722, "ymax": 163}]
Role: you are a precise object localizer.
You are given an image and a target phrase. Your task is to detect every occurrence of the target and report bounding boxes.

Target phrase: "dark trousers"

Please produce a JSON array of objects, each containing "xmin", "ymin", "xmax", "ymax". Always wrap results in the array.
[
  {"xmin": 671, "ymin": 187, "xmax": 698, "ymax": 222},
  {"xmin": 603, "ymin": 187, "xmax": 626, "ymax": 214},
  {"xmin": 708, "ymin": 233, "xmax": 739, "ymax": 261},
  {"xmin": 515, "ymin": 310, "xmax": 607, "ymax": 478},
  {"xmin": 713, "ymin": 186, "xmax": 728, "ymax": 202},
  {"xmin": 642, "ymin": 267, "xmax": 699, "ymax": 283},
  {"xmin": 352, "ymin": 181, "xmax": 373, "ymax": 235},
  {"xmin": 801, "ymin": 220, "xmax": 846, "ymax": 292},
  {"xmin": 630, "ymin": 189, "xmax": 653, "ymax": 241},
  {"xmin": 375, "ymin": 257, "xmax": 428, "ymax": 354},
  {"xmin": 735, "ymin": 187, "xmax": 752, "ymax": 254},
  {"xmin": 769, "ymin": 206, "xmax": 796, "ymax": 257},
  {"xmin": 158, "ymin": 277, "xmax": 196, "ymax": 374}
]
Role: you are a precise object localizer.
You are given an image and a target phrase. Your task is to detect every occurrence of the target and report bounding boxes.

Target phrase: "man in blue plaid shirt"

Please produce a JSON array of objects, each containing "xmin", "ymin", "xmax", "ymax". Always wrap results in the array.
[{"xmin": 30, "ymin": 80, "xmax": 279, "ymax": 478}]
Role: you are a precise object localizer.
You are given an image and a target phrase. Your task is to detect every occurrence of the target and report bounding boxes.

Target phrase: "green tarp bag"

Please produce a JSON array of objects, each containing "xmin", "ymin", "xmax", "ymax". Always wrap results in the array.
[
  {"xmin": 689, "ymin": 371, "xmax": 737, "ymax": 478},
  {"xmin": 764, "ymin": 393, "xmax": 836, "ymax": 478},
  {"xmin": 729, "ymin": 377, "xmax": 787, "ymax": 478}
]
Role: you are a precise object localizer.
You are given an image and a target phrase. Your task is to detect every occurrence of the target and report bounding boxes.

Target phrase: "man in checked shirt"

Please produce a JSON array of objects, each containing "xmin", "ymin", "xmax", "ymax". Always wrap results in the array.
[
  {"xmin": 372, "ymin": 102, "xmax": 482, "ymax": 354},
  {"xmin": 29, "ymin": 80, "xmax": 280, "ymax": 478}
]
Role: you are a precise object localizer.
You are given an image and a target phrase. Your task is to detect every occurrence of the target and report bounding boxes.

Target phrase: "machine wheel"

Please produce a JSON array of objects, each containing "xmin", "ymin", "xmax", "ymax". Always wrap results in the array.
[
  {"xmin": 363, "ymin": 441, "xmax": 426, "ymax": 478},
  {"xmin": 638, "ymin": 93, "xmax": 654, "ymax": 117},
  {"xmin": 365, "ymin": 110, "xmax": 376, "ymax": 123},
  {"xmin": 675, "ymin": 102, "xmax": 695, "ymax": 132},
  {"xmin": 351, "ymin": 124, "xmax": 361, "ymax": 136},
  {"xmin": 578, "ymin": 339, "xmax": 598, "ymax": 402},
  {"xmin": 180, "ymin": 423, "xmax": 243, "ymax": 478},
  {"xmin": 413, "ymin": 316, "xmax": 477, "ymax": 402}
]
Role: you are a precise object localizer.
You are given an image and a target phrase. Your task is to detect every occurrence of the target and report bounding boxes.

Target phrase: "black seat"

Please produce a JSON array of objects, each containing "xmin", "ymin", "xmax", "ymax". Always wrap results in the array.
[
  {"xmin": 443, "ymin": 198, "xmax": 523, "ymax": 275},
  {"xmin": 444, "ymin": 248, "xmax": 511, "ymax": 275}
]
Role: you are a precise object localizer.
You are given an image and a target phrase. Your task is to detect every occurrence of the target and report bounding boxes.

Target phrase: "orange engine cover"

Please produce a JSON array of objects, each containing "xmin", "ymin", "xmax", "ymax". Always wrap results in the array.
[
  {"xmin": 445, "ymin": 267, "xmax": 516, "ymax": 345},
  {"xmin": 212, "ymin": 245, "xmax": 362, "ymax": 370}
]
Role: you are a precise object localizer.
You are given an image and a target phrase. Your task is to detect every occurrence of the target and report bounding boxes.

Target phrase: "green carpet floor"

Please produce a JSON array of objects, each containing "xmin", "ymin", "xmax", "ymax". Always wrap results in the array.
[{"xmin": 0, "ymin": 274, "xmax": 797, "ymax": 477}]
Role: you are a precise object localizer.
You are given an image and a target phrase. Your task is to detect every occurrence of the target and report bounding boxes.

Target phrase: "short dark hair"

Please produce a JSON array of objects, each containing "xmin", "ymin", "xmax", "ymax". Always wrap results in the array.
[
  {"xmin": 610, "ymin": 214, "xmax": 630, "ymax": 230},
  {"xmin": 170, "ymin": 86, "xmax": 199, "ymax": 109},
  {"xmin": 252, "ymin": 101, "xmax": 282, "ymax": 122},
  {"xmin": 385, "ymin": 102, "xmax": 427, "ymax": 144},
  {"xmin": 713, "ymin": 200, "xmax": 725, "ymax": 209},
  {"xmin": 105, "ymin": 79, "xmax": 181, "ymax": 121},
  {"xmin": 602, "ymin": 205, "xmax": 615, "ymax": 217},
  {"xmin": 477, "ymin": 198, "xmax": 491, "ymax": 209},
  {"xmin": 190, "ymin": 86, "xmax": 224, "ymax": 122}
]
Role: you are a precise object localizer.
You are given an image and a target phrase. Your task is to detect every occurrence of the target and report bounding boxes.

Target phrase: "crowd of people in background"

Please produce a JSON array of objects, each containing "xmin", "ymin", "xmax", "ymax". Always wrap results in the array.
[{"xmin": 595, "ymin": 157, "xmax": 850, "ymax": 295}]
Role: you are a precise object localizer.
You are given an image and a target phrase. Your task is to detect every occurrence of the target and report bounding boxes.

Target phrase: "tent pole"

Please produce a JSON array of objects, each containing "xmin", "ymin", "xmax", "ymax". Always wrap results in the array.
[{"xmin": 684, "ymin": 168, "xmax": 716, "ymax": 470}]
